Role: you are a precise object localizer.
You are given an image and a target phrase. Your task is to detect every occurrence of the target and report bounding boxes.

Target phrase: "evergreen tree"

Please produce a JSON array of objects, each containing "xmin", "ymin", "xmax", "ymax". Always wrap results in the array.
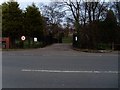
[
  {"xmin": 24, "ymin": 3, "xmax": 45, "ymax": 47},
  {"xmin": 2, "ymin": 1, "xmax": 23, "ymax": 48},
  {"xmin": 104, "ymin": 10, "xmax": 117, "ymax": 44}
]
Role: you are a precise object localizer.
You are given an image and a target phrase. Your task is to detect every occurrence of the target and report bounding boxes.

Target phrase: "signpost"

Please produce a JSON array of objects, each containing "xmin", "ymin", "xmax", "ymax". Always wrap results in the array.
[
  {"xmin": 21, "ymin": 36, "xmax": 26, "ymax": 48},
  {"xmin": 21, "ymin": 36, "xmax": 26, "ymax": 41},
  {"xmin": 34, "ymin": 37, "xmax": 37, "ymax": 42},
  {"xmin": 75, "ymin": 36, "xmax": 77, "ymax": 41}
]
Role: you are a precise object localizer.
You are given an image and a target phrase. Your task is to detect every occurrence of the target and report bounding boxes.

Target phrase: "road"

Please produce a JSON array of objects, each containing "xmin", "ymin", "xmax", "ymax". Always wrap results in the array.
[{"xmin": 2, "ymin": 44, "xmax": 119, "ymax": 88}]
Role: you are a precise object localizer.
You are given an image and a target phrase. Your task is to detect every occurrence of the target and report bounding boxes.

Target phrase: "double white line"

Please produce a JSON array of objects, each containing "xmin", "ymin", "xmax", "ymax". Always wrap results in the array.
[{"xmin": 21, "ymin": 69, "xmax": 118, "ymax": 74}]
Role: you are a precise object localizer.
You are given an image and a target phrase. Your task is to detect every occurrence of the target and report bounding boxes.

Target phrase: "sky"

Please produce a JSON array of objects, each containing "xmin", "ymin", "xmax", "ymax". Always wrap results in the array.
[
  {"xmin": 0, "ymin": 0, "xmax": 52, "ymax": 10},
  {"xmin": 0, "ymin": 0, "xmax": 51, "ymax": 3},
  {"xmin": 0, "ymin": 0, "xmax": 119, "ymax": 4},
  {"xmin": 0, "ymin": 0, "xmax": 119, "ymax": 10}
]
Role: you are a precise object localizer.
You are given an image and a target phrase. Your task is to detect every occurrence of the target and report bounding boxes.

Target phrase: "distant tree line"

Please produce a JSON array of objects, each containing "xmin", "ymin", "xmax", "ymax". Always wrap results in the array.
[
  {"xmin": 1, "ymin": 0, "xmax": 120, "ymax": 50},
  {"xmin": 42, "ymin": 1, "xmax": 120, "ymax": 50},
  {"xmin": 40, "ymin": 1, "xmax": 120, "ymax": 50}
]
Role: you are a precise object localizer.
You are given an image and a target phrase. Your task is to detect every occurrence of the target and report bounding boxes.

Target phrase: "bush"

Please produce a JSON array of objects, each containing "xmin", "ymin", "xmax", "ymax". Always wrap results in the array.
[
  {"xmin": 32, "ymin": 42, "xmax": 45, "ymax": 48},
  {"xmin": 97, "ymin": 43, "xmax": 111, "ymax": 50}
]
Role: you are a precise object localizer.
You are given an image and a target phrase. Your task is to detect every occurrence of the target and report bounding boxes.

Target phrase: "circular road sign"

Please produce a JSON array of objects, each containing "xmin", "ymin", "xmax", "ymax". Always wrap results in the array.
[{"xmin": 21, "ymin": 36, "xmax": 26, "ymax": 41}]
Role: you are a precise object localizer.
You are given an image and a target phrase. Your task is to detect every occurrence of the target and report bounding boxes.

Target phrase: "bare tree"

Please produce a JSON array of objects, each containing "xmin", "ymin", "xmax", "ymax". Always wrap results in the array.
[
  {"xmin": 115, "ymin": 1, "xmax": 120, "ymax": 25},
  {"xmin": 83, "ymin": 1, "xmax": 108, "ymax": 23},
  {"xmin": 40, "ymin": 2, "xmax": 66, "ymax": 42},
  {"xmin": 62, "ymin": 0, "xmax": 82, "ymax": 47},
  {"xmin": 109, "ymin": 1, "xmax": 120, "ymax": 25},
  {"xmin": 64, "ymin": 0, "xmax": 81, "ymax": 30},
  {"xmin": 40, "ymin": 2, "xmax": 65, "ymax": 25}
]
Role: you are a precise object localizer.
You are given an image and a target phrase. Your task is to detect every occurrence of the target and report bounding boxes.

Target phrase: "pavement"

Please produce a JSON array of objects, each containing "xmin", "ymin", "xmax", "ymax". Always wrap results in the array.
[{"xmin": 2, "ymin": 43, "xmax": 119, "ymax": 88}]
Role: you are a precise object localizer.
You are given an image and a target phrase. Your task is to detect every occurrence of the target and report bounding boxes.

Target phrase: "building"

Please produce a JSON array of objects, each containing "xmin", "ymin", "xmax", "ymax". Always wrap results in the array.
[{"xmin": 0, "ymin": 37, "xmax": 10, "ymax": 49}]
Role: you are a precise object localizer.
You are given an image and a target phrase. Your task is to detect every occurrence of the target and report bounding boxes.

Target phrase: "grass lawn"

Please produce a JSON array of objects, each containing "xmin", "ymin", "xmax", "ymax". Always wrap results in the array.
[{"xmin": 62, "ymin": 36, "xmax": 72, "ymax": 43}]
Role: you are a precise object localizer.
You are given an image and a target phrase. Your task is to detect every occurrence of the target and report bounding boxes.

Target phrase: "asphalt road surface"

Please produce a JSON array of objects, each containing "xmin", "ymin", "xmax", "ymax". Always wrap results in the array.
[{"xmin": 2, "ymin": 44, "xmax": 119, "ymax": 88}]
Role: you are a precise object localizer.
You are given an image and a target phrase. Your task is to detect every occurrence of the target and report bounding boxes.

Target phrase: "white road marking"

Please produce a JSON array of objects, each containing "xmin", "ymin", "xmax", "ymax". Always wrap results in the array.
[{"xmin": 21, "ymin": 69, "xmax": 118, "ymax": 74}]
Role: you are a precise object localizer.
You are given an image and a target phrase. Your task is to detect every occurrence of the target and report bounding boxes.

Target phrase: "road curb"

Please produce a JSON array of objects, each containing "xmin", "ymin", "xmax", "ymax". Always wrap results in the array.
[{"xmin": 72, "ymin": 47, "xmax": 114, "ymax": 53}]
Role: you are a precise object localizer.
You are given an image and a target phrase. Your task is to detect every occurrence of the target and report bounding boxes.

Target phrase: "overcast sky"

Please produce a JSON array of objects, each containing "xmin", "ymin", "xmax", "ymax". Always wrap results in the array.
[
  {"xmin": 0, "ymin": 0, "xmax": 119, "ymax": 10},
  {"xmin": 0, "ymin": 0, "xmax": 51, "ymax": 10},
  {"xmin": 0, "ymin": 0, "xmax": 117, "ymax": 4},
  {"xmin": 0, "ymin": 0, "xmax": 51, "ymax": 3}
]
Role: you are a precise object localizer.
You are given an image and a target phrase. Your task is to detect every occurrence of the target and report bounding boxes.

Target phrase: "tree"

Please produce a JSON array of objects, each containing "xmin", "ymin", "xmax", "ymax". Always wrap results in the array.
[
  {"xmin": 116, "ymin": 2, "xmax": 120, "ymax": 26},
  {"xmin": 24, "ymin": 3, "xmax": 45, "ymax": 47},
  {"xmin": 108, "ymin": 1, "xmax": 120, "ymax": 25},
  {"xmin": 0, "ymin": 5, "xmax": 2, "ymax": 34},
  {"xmin": 80, "ymin": 1, "xmax": 108, "ymax": 25},
  {"xmin": 41, "ymin": 2, "xmax": 65, "ymax": 25},
  {"xmin": 62, "ymin": 0, "xmax": 108, "ymax": 48},
  {"xmin": 2, "ymin": 1, "xmax": 23, "ymax": 48},
  {"xmin": 40, "ymin": 2, "xmax": 66, "ymax": 43},
  {"xmin": 104, "ymin": 10, "xmax": 117, "ymax": 45},
  {"xmin": 40, "ymin": 2, "xmax": 65, "ymax": 36},
  {"xmin": 63, "ymin": 0, "xmax": 81, "ymax": 47}
]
